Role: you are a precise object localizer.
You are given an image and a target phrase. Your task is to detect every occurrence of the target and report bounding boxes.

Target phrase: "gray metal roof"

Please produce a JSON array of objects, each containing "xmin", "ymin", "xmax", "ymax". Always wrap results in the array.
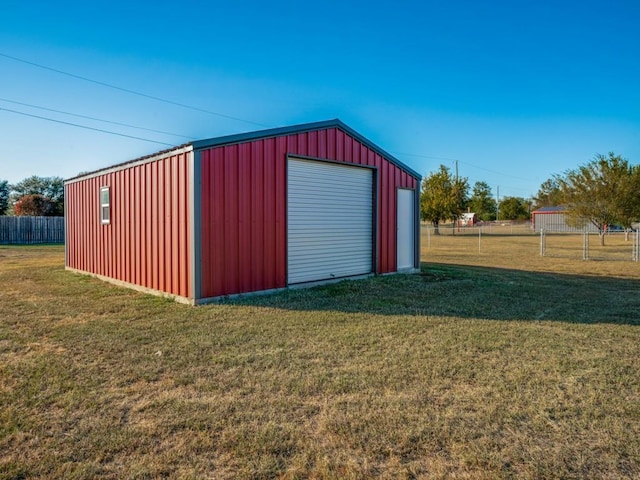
[
  {"xmin": 66, "ymin": 119, "xmax": 421, "ymax": 183},
  {"xmin": 191, "ymin": 119, "xmax": 421, "ymax": 179},
  {"xmin": 532, "ymin": 206, "xmax": 567, "ymax": 213}
]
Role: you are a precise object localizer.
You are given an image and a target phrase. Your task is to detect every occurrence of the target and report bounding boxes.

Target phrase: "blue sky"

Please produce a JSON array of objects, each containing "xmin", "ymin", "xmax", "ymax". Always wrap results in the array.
[{"xmin": 1, "ymin": 0, "xmax": 638, "ymax": 199}]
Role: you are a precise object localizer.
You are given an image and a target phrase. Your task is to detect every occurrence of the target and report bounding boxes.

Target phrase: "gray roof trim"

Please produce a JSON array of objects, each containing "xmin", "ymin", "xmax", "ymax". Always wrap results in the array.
[
  {"xmin": 64, "ymin": 144, "xmax": 193, "ymax": 184},
  {"xmin": 532, "ymin": 206, "xmax": 567, "ymax": 213},
  {"xmin": 192, "ymin": 119, "xmax": 421, "ymax": 180},
  {"xmin": 64, "ymin": 119, "xmax": 421, "ymax": 183}
]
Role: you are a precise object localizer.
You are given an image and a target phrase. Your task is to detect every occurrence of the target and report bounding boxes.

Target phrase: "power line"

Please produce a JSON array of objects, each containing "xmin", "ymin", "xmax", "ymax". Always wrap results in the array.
[
  {"xmin": 0, "ymin": 53, "xmax": 540, "ymax": 191},
  {"xmin": 0, "ymin": 52, "xmax": 270, "ymax": 128},
  {"xmin": 394, "ymin": 150, "xmax": 533, "ymax": 183},
  {"xmin": 0, "ymin": 107, "xmax": 176, "ymax": 146},
  {"xmin": 0, "ymin": 97, "xmax": 195, "ymax": 140},
  {"xmin": 394, "ymin": 151, "xmax": 462, "ymax": 162}
]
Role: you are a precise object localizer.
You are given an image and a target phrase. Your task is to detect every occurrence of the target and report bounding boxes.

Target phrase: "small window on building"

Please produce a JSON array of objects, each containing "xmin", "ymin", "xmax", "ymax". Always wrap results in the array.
[{"xmin": 100, "ymin": 186, "xmax": 110, "ymax": 224}]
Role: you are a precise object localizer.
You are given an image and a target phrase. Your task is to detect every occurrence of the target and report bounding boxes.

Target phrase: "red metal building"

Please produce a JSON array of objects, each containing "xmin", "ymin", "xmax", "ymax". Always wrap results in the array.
[{"xmin": 65, "ymin": 120, "xmax": 421, "ymax": 304}]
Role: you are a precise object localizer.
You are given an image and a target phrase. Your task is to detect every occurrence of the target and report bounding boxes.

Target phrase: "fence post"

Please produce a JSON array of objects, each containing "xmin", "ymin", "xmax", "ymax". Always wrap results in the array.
[
  {"xmin": 583, "ymin": 230, "xmax": 589, "ymax": 260},
  {"xmin": 540, "ymin": 228, "xmax": 545, "ymax": 256},
  {"xmin": 478, "ymin": 227, "xmax": 481, "ymax": 253},
  {"xmin": 634, "ymin": 229, "xmax": 639, "ymax": 262}
]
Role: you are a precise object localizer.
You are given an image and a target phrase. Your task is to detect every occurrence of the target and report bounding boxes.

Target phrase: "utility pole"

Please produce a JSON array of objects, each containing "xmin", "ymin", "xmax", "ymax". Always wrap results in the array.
[
  {"xmin": 453, "ymin": 160, "xmax": 459, "ymax": 236},
  {"xmin": 496, "ymin": 186, "xmax": 500, "ymax": 222}
]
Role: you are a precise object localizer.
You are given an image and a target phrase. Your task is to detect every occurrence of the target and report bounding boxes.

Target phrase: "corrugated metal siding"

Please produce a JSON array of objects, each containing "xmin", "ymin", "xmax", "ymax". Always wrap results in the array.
[
  {"xmin": 65, "ymin": 150, "xmax": 192, "ymax": 298},
  {"xmin": 200, "ymin": 141, "xmax": 287, "ymax": 297},
  {"xmin": 288, "ymin": 158, "xmax": 373, "ymax": 284},
  {"xmin": 199, "ymin": 127, "xmax": 417, "ymax": 299},
  {"xmin": 532, "ymin": 212, "xmax": 600, "ymax": 233}
]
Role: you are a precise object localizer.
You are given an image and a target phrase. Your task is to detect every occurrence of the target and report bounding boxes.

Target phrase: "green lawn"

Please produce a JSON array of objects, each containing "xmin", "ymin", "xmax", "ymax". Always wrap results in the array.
[{"xmin": 1, "ymin": 243, "xmax": 639, "ymax": 479}]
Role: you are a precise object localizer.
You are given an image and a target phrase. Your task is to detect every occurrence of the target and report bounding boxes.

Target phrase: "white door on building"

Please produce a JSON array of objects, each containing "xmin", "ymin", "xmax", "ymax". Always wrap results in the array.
[
  {"xmin": 287, "ymin": 157, "xmax": 373, "ymax": 284},
  {"xmin": 396, "ymin": 188, "xmax": 415, "ymax": 270}
]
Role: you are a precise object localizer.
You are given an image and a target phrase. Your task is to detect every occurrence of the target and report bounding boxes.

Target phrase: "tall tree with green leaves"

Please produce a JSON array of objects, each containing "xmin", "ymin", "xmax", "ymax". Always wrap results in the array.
[
  {"xmin": 420, "ymin": 165, "xmax": 469, "ymax": 234},
  {"xmin": 10, "ymin": 176, "xmax": 64, "ymax": 216},
  {"xmin": 469, "ymin": 181, "xmax": 495, "ymax": 221},
  {"xmin": 499, "ymin": 196, "xmax": 530, "ymax": 220},
  {"xmin": 534, "ymin": 177, "xmax": 564, "ymax": 209},
  {"xmin": 614, "ymin": 163, "xmax": 640, "ymax": 239},
  {"xmin": 558, "ymin": 152, "xmax": 637, "ymax": 245},
  {"xmin": 0, "ymin": 180, "xmax": 9, "ymax": 215}
]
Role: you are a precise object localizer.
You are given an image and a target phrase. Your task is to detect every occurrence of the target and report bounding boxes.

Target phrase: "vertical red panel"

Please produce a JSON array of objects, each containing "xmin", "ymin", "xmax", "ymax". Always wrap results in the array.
[
  {"xmin": 263, "ymin": 138, "xmax": 276, "ymax": 290},
  {"xmin": 298, "ymin": 133, "xmax": 307, "ymax": 156},
  {"xmin": 170, "ymin": 157, "xmax": 179, "ymax": 295},
  {"xmin": 360, "ymin": 143, "xmax": 368, "ymax": 166},
  {"xmin": 326, "ymin": 128, "xmax": 337, "ymax": 159},
  {"xmin": 352, "ymin": 138, "xmax": 360, "ymax": 164},
  {"xmin": 137, "ymin": 167, "xmax": 143, "ymax": 286},
  {"xmin": 121, "ymin": 170, "xmax": 127, "ymax": 283},
  {"xmin": 274, "ymin": 135, "xmax": 287, "ymax": 286},
  {"xmin": 206, "ymin": 149, "xmax": 217, "ymax": 295},
  {"xmin": 132, "ymin": 166, "xmax": 138, "ymax": 285},
  {"xmin": 87, "ymin": 179, "xmax": 91, "ymax": 271},
  {"xmin": 157, "ymin": 163, "xmax": 165, "ymax": 293},
  {"xmin": 317, "ymin": 130, "xmax": 327, "ymax": 158},
  {"xmin": 79, "ymin": 181, "xmax": 85, "ymax": 271},
  {"xmin": 308, "ymin": 131, "xmax": 318, "ymax": 157},
  {"xmin": 164, "ymin": 158, "xmax": 173, "ymax": 292},
  {"xmin": 225, "ymin": 145, "xmax": 239, "ymax": 295},
  {"xmin": 128, "ymin": 168, "xmax": 135, "ymax": 284},
  {"xmin": 139, "ymin": 166, "xmax": 146, "ymax": 286},
  {"xmin": 150, "ymin": 162, "xmax": 158, "ymax": 290},
  {"xmin": 238, "ymin": 143, "xmax": 251, "ymax": 294},
  {"xmin": 212, "ymin": 148, "xmax": 225, "ymax": 296},
  {"xmin": 144, "ymin": 163, "xmax": 151, "ymax": 287},
  {"xmin": 250, "ymin": 140, "xmax": 263, "ymax": 291},
  {"xmin": 287, "ymin": 134, "xmax": 298, "ymax": 157},
  {"xmin": 174, "ymin": 156, "xmax": 181, "ymax": 294}
]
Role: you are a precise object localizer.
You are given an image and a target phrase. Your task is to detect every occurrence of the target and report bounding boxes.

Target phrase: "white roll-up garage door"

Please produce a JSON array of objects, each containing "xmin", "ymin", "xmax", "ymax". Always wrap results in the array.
[{"xmin": 288, "ymin": 158, "xmax": 373, "ymax": 284}]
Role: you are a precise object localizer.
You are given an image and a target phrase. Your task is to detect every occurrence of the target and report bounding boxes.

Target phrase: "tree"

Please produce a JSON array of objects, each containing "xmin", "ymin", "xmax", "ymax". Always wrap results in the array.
[
  {"xmin": 10, "ymin": 176, "xmax": 64, "ymax": 215},
  {"xmin": 534, "ymin": 177, "xmax": 563, "ymax": 209},
  {"xmin": 499, "ymin": 196, "xmax": 530, "ymax": 220},
  {"xmin": 558, "ymin": 152, "xmax": 638, "ymax": 245},
  {"xmin": 0, "ymin": 180, "xmax": 9, "ymax": 215},
  {"xmin": 420, "ymin": 165, "xmax": 469, "ymax": 234},
  {"xmin": 615, "ymin": 163, "xmax": 640, "ymax": 239},
  {"xmin": 14, "ymin": 194, "xmax": 57, "ymax": 216},
  {"xmin": 468, "ymin": 181, "xmax": 495, "ymax": 221}
]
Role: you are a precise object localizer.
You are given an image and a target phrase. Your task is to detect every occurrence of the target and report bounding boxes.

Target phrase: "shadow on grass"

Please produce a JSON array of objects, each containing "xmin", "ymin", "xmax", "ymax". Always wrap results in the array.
[{"xmin": 225, "ymin": 262, "xmax": 640, "ymax": 325}]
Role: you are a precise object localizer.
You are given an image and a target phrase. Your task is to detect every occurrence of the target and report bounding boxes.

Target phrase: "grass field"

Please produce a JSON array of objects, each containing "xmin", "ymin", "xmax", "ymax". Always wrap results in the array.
[{"xmin": 1, "ymin": 239, "xmax": 639, "ymax": 479}]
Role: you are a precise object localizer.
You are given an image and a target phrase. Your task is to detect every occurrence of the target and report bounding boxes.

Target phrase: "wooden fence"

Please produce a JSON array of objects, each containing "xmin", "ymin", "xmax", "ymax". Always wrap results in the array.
[{"xmin": 0, "ymin": 216, "xmax": 65, "ymax": 244}]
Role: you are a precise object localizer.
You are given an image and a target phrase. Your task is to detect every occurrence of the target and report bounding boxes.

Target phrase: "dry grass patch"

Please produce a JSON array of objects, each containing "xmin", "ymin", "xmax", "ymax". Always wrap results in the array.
[
  {"xmin": 1, "ymin": 244, "xmax": 639, "ymax": 479},
  {"xmin": 423, "ymin": 227, "xmax": 640, "ymax": 278}
]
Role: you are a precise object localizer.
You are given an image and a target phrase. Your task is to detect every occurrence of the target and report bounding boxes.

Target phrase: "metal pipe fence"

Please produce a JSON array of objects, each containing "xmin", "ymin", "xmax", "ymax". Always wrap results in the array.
[{"xmin": 423, "ymin": 223, "xmax": 638, "ymax": 263}]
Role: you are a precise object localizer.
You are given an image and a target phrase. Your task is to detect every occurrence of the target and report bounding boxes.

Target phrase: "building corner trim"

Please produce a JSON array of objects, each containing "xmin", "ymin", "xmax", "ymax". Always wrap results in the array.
[{"xmin": 190, "ymin": 149, "xmax": 202, "ymax": 301}]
